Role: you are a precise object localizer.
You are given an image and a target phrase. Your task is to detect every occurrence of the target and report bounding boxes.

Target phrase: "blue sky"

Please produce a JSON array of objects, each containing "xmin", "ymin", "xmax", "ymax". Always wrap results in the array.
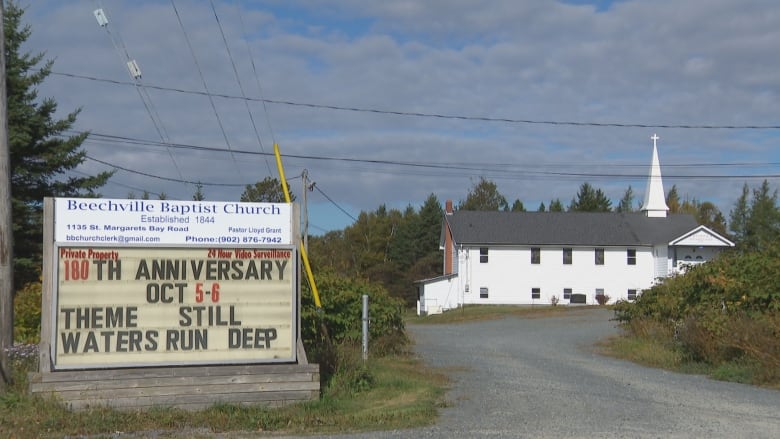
[{"xmin": 23, "ymin": 0, "xmax": 780, "ymax": 233}]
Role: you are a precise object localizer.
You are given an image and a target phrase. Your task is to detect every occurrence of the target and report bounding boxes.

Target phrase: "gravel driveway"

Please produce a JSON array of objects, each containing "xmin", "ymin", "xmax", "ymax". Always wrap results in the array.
[{"xmin": 296, "ymin": 307, "xmax": 780, "ymax": 439}]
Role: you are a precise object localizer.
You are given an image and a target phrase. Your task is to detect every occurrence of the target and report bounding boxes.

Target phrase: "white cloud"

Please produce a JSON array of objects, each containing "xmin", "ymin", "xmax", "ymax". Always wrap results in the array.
[{"xmin": 21, "ymin": 0, "xmax": 780, "ymax": 230}]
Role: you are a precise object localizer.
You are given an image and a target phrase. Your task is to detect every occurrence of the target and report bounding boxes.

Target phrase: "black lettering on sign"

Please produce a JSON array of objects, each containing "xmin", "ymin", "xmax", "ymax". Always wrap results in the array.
[
  {"xmin": 245, "ymin": 261, "xmax": 259, "ymax": 279},
  {"xmin": 84, "ymin": 331, "xmax": 99, "ymax": 352},
  {"xmin": 59, "ymin": 307, "xmax": 138, "ymax": 329},
  {"xmin": 93, "ymin": 259, "xmax": 122, "ymax": 280},
  {"xmin": 135, "ymin": 259, "xmax": 188, "ymax": 280},
  {"xmin": 60, "ymin": 331, "xmax": 81, "ymax": 353},
  {"xmin": 275, "ymin": 260, "xmax": 288, "ymax": 280},
  {"xmin": 190, "ymin": 260, "xmax": 205, "ymax": 279},
  {"xmin": 60, "ymin": 330, "xmax": 160, "ymax": 354},
  {"xmin": 146, "ymin": 283, "xmax": 187, "ymax": 303},
  {"xmin": 145, "ymin": 330, "xmax": 159, "ymax": 351},
  {"xmin": 228, "ymin": 328, "xmax": 278, "ymax": 349},
  {"xmin": 260, "ymin": 260, "xmax": 272, "ymax": 279},
  {"xmin": 179, "ymin": 305, "xmax": 242, "ymax": 327},
  {"xmin": 165, "ymin": 329, "xmax": 208, "ymax": 351}
]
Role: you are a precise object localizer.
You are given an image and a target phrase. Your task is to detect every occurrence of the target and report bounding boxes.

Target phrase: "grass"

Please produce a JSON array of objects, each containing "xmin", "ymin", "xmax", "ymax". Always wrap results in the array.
[
  {"xmin": 599, "ymin": 330, "xmax": 780, "ymax": 390},
  {"xmin": 407, "ymin": 303, "xmax": 601, "ymax": 324},
  {"xmin": 0, "ymin": 352, "xmax": 449, "ymax": 439},
  {"xmin": 597, "ymin": 333, "xmax": 686, "ymax": 370}
]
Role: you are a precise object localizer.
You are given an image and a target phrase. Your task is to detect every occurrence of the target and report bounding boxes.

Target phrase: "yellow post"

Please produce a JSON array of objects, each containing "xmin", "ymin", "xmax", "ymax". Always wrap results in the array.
[{"xmin": 274, "ymin": 143, "xmax": 323, "ymax": 309}]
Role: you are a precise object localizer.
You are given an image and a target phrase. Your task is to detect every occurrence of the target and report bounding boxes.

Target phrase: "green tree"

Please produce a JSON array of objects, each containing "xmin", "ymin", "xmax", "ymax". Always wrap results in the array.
[
  {"xmin": 391, "ymin": 194, "xmax": 444, "ymax": 304},
  {"xmin": 744, "ymin": 180, "xmax": 779, "ymax": 250},
  {"xmin": 617, "ymin": 185, "xmax": 636, "ymax": 213},
  {"xmin": 7, "ymin": 2, "xmax": 111, "ymax": 288},
  {"xmin": 676, "ymin": 195, "xmax": 728, "ymax": 235},
  {"xmin": 387, "ymin": 204, "xmax": 418, "ymax": 272},
  {"xmin": 192, "ymin": 183, "xmax": 205, "ymax": 201},
  {"xmin": 459, "ymin": 177, "xmax": 508, "ymax": 211},
  {"xmin": 416, "ymin": 193, "xmax": 443, "ymax": 254},
  {"xmin": 537, "ymin": 202, "xmax": 546, "ymax": 212},
  {"xmin": 343, "ymin": 205, "xmax": 402, "ymax": 279},
  {"xmin": 666, "ymin": 185, "xmax": 681, "ymax": 213},
  {"xmin": 694, "ymin": 201, "xmax": 727, "ymax": 236},
  {"xmin": 568, "ymin": 182, "xmax": 612, "ymax": 212},
  {"xmin": 548, "ymin": 199, "xmax": 564, "ymax": 212},
  {"xmin": 510, "ymin": 199, "xmax": 526, "ymax": 212},
  {"xmin": 729, "ymin": 183, "xmax": 750, "ymax": 244},
  {"xmin": 240, "ymin": 176, "xmax": 294, "ymax": 202}
]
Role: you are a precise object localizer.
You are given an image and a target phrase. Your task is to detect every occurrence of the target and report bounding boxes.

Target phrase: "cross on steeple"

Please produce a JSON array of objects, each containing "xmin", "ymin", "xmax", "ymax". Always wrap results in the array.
[{"xmin": 651, "ymin": 133, "xmax": 659, "ymax": 148}]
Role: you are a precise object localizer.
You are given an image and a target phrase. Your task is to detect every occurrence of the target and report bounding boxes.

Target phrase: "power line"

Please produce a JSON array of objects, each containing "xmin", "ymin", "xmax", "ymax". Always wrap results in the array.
[
  {"xmin": 313, "ymin": 185, "xmax": 358, "ymax": 223},
  {"xmin": 81, "ymin": 134, "xmax": 778, "ymax": 223},
  {"xmin": 169, "ymin": 0, "xmax": 242, "ymax": 174},
  {"xmin": 69, "ymin": 168, "xmax": 162, "ymax": 198},
  {"xmin": 50, "ymin": 70, "xmax": 780, "ymax": 130},
  {"xmin": 237, "ymin": 0, "xmax": 278, "ymax": 146},
  {"xmin": 85, "ymin": 155, "xmax": 246, "ymax": 187},
  {"xmin": 208, "ymin": 0, "xmax": 273, "ymax": 176},
  {"xmin": 77, "ymin": 130, "xmax": 780, "ymax": 180},
  {"xmin": 92, "ymin": 5, "xmax": 185, "ymax": 183}
]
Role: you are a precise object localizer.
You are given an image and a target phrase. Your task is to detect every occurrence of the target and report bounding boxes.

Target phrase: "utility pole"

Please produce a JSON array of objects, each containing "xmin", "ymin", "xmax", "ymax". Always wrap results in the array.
[
  {"xmin": 0, "ymin": 0, "xmax": 15, "ymax": 390},
  {"xmin": 301, "ymin": 169, "xmax": 309, "ymax": 253}
]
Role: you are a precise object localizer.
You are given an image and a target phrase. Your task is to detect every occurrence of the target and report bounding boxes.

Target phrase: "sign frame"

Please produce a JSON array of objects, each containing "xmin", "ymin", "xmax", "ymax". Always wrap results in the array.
[{"xmin": 42, "ymin": 198, "xmax": 303, "ymax": 371}]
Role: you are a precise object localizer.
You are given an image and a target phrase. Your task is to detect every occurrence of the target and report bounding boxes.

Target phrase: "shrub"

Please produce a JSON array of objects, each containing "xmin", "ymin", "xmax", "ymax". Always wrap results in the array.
[
  {"xmin": 720, "ymin": 312, "xmax": 780, "ymax": 382},
  {"xmin": 323, "ymin": 343, "xmax": 375, "ymax": 398},
  {"xmin": 613, "ymin": 242, "xmax": 780, "ymax": 385},
  {"xmin": 595, "ymin": 294, "xmax": 610, "ymax": 305},
  {"xmin": 14, "ymin": 280, "xmax": 42, "ymax": 344},
  {"xmin": 301, "ymin": 269, "xmax": 407, "ymax": 383}
]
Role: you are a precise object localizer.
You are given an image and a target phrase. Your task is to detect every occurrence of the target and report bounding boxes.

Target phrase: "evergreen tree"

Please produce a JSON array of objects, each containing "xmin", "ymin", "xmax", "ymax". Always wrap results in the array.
[
  {"xmin": 729, "ymin": 183, "xmax": 750, "ymax": 244},
  {"xmin": 240, "ymin": 176, "xmax": 294, "ymax": 202},
  {"xmin": 745, "ymin": 180, "xmax": 780, "ymax": 250},
  {"xmin": 192, "ymin": 183, "xmax": 205, "ymax": 201},
  {"xmin": 510, "ymin": 199, "xmax": 526, "ymax": 212},
  {"xmin": 387, "ymin": 205, "xmax": 418, "ymax": 271},
  {"xmin": 617, "ymin": 185, "xmax": 635, "ymax": 213},
  {"xmin": 666, "ymin": 185, "xmax": 681, "ymax": 213},
  {"xmin": 7, "ymin": 2, "xmax": 112, "ymax": 288},
  {"xmin": 416, "ymin": 193, "xmax": 443, "ymax": 253},
  {"xmin": 459, "ymin": 177, "xmax": 509, "ymax": 211},
  {"xmin": 537, "ymin": 202, "xmax": 546, "ymax": 212},
  {"xmin": 548, "ymin": 199, "xmax": 564, "ymax": 212},
  {"xmin": 568, "ymin": 182, "xmax": 612, "ymax": 212}
]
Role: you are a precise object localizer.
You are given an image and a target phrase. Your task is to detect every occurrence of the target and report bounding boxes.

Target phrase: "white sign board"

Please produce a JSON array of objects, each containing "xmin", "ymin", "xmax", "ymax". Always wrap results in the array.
[
  {"xmin": 54, "ymin": 246, "xmax": 296, "ymax": 369},
  {"xmin": 50, "ymin": 198, "xmax": 299, "ymax": 370},
  {"xmin": 54, "ymin": 198, "xmax": 291, "ymax": 246}
]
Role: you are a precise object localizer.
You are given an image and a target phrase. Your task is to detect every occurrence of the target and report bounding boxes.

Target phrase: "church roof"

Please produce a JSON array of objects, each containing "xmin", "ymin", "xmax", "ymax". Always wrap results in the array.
[{"xmin": 445, "ymin": 210, "xmax": 699, "ymax": 247}]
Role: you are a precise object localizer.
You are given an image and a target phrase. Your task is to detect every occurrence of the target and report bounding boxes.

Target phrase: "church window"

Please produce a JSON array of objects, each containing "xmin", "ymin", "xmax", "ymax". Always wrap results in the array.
[
  {"xmin": 563, "ymin": 288, "xmax": 572, "ymax": 300},
  {"xmin": 531, "ymin": 247, "xmax": 540, "ymax": 264},
  {"xmin": 627, "ymin": 249, "xmax": 636, "ymax": 265},
  {"xmin": 595, "ymin": 248, "xmax": 605, "ymax": 265},
  {"xmin": 479, "ymin": 247, "xmax": 488, "ymax": 263},
  {"xmin": 563, "ymin": 248, "xmax": 572, "ymax": 265},
  {"xmin": 480, "ymin": 287, "xmax": 489, "ymax": 298},
  {"xmin": 531, "ymin": 288, "xmax": 541, "ymax": 299}
]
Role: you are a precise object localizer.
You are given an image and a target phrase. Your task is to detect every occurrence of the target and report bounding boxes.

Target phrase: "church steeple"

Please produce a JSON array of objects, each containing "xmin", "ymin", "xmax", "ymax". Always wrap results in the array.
[{"xmin": 641, "ymin": 134, "xmax": 669, "ymax": 218}]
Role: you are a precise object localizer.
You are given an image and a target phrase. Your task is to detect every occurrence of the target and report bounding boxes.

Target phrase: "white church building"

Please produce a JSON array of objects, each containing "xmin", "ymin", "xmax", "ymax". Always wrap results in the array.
[{"xmin": 416, "ymin": 135, "xmax": 734, "ymax": 315}]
